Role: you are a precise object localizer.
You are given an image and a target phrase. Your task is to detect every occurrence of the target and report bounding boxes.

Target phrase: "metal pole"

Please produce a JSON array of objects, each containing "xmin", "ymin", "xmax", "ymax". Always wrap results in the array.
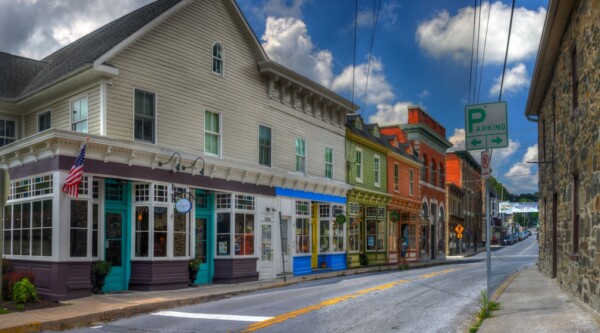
[
  {"xmin": 279, "ymin": 211, "xmax": 286, "ymax": 282},
  {"xmin": 485, "ymin": 162, "xmax": 492, "ymax": 298}
]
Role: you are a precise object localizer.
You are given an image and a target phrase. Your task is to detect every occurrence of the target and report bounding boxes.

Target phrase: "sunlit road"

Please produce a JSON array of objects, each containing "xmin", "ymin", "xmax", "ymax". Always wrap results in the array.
[{"xmin": 56, "ymin": 237, "xmax": 538, "ymax": 333}]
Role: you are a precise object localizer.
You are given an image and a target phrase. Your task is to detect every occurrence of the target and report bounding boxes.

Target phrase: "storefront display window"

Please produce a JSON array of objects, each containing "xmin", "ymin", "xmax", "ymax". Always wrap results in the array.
[
  {"xmin": 215, "ymin": 193, "xmax": 255, "ymax": 257},
  {"xmin": 319, "ymin": 220, "xmax": 329, "ymax": 252},
  {"xmin": 348, "ymin": 218, "xmax": 359, "ymax": 252},
  {"xmin": 135, "ymin": 206, "xmax": 149, "ymax": 257},
  {"xmin": 295, "ymin": 218, "xmax": 310, "ymax": 254}
]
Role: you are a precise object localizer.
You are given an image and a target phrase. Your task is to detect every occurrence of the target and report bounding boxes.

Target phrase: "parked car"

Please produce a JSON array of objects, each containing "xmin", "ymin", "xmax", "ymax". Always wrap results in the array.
[
  {"xmin": 513, "ymin": 233, "xmax": 521, "ymax": 242},
  {"xmin": 501, "ymin": 236, "xmax": 514, "ymax": 246}
]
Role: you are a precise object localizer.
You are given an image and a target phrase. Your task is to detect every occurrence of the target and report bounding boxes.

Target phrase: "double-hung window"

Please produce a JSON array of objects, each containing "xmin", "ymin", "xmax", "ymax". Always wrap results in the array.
[
  {"xmin": 0, "ymin": 119, "xmax": 16, "ymax": 147},
  {"xmin": 259, "ymin": 125, "xmax": 271, "ymax": 167},
  {"xmin": 134, "ymin": 89, "xmax": 156, "ymax": 143},
  {"xmin": 295, "ymin": 138, "xmax": 306, "ymax": 173},
  {"xmin": 213, "ymin": 43, "xmax": 224, "ymax": 76},
  {"xmin": 205, "ymin": 111, "xmax": 221, "ymax": 156},
  {"xmin": 325, "ymin": 147, "xmax": 333, "ymax": 179},
  {"xmin": 355, "ymin": 148, "xmax": 363, "ymax": 182},
  {"xmin": 38, "ymin": 111, "xmax": 51, "ymax": 132},
  {"xmin": 374, "ymin": 155, "xmax": 381, "ymax": 187},
  {"xmin": 409, "ymin": 169, "xmax": 415, "ymax": 195},
  {"xmin": 394, "ymin": 163, "xmax": 399, "ymax": 191},
  {"xmin": 71, "ymin": 97, "xmax": 88, "ymax": 133}
]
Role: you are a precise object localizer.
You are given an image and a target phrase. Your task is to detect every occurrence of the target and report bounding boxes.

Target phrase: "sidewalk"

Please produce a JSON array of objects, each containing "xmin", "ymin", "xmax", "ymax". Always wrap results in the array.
[
  {"xmin": 0, "ymin": 259, "xmax": 452, "ymax": 333},
  {"xmin": 479, "ymin": 266, "xmax": 600, "ymax": 333}
]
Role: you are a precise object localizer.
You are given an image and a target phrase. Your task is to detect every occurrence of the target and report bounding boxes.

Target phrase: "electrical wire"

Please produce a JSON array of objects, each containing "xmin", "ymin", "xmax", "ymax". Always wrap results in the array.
[
  {"xmin": 468, "ymin": 0, "xmax": 477, "ymax": 103},
  {"xmin": 498, "ymin": 0, "xmax": 516, "ymax": 102},
  {"xmin": 361, "ymin": 0, "xmax": 382, "ymax": 113},
  {"xmin": 473, "ymin": 0, "xmax": 482, "ymax": 103},
  {"xmin": 477, "ymin": 0, "xmax": 492, "ymax": 103},
  {"xmin": 351, "ymin": 0, "xmax": 358, "ymax": 112}
]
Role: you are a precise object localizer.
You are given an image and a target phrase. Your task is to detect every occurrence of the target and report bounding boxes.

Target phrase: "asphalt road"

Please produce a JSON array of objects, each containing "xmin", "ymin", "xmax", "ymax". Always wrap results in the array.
[{"xmin": 57, "ymin": 236, "xmax": 538, "ymax": 333}]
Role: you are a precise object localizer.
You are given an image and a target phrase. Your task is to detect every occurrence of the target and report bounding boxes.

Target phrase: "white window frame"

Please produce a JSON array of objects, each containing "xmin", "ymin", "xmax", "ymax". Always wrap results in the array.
[
  {"xmin": 295, "ymin": 137, "xmax": 306, "ymax": 174},
  {"xmin": 133, "ymin": 88, "xmax": 157, "ymax": 144},
  {"xmin": 214, "ymin": 193, "xmax": 256, "ymax": 258},
  {"xmin": 325, "ymin": 146, "xmax": 333, "ymax": 179},
  {"xmin": 37, "ymin": 109, "xmax": 52, "ymax": 133},
  {"xmin": 355, "ymin": 148, "xmax": 363, "ymax": 183},
  {"xmin": 258, "ymin": 124, "xmax": 272, "ymax": 167},
  {"xmin": 0, "ymin": 116, "xmax": 18, "ymax": 147},
  {"xmin": 71, "ymin": 95, "xmax": 88, "ymax": 133},
  {"xmin": 212, "ymin": 42, "xmax": 224, "ymax": 76},
  {"xmin": 374, "ymin": 154, "xmax": 381, "ymax": 187},
  {"xmin": 204, "ymin": 109, "xmax": 222, "ymax": 157}
]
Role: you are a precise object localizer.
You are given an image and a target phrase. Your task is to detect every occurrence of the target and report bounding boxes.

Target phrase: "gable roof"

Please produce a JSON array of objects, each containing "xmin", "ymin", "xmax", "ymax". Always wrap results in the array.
[{"xmin": 0, "ymin": 52, "xmax": 47, "ymax": 99}]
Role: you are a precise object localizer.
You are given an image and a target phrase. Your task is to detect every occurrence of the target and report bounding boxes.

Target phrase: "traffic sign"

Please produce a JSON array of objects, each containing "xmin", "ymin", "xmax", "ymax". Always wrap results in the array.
[
  {"xmin": 454, "ymin": 224, "xmax": 464, "ymax": 234},
  {"xmin": 465, "ymin": 102, "xmax": 508, "ymax": 150},
  {"xmin": 457, "ymin": 233, "xmax": 463, "ymax": 239},
  {"xmin": 481, "ymin": 150, "xmax": 491, "ymax": 179}
]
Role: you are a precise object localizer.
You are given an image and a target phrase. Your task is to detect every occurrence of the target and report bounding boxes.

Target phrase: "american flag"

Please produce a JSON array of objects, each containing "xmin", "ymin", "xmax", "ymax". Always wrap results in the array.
[{"xmin": 62, "ymin": 141, "xmax": 88, "ymax": 197}]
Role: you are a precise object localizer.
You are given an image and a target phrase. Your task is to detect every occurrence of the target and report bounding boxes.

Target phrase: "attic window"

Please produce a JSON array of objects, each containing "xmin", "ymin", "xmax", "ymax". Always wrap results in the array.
[
  {"xmin": 373, "ymin": 129, "xmax": 380, "ymax": 138},
  {"xmin": 213, "ymin": 42, "xmax": 224, "ymax": 76},
  {"xmin": 355, "ymin": 119, "xmax": 363, "ymax": 130}
]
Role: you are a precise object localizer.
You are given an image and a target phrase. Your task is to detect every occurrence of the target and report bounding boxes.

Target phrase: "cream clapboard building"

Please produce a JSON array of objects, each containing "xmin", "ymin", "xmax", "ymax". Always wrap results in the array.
[{"xmin": 0, "ymin": 0, "xmax": 353, "ymax": 300}]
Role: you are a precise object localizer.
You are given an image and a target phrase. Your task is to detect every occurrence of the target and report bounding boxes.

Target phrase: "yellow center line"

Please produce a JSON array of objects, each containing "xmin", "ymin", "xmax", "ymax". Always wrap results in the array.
[{"xmin": 242, "ymin": 267, "xmax": 462, "ymax": 332}]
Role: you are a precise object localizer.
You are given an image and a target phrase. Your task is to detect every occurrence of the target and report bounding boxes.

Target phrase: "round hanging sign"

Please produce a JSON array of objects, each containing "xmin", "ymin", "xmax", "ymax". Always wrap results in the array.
[
  {"xmin": 335, "ymin": 214, "xmax": 346, "ymax": 224},
  {"xmin": 175, "ymin": 198, "xmax": 192, "ymax": 214}
]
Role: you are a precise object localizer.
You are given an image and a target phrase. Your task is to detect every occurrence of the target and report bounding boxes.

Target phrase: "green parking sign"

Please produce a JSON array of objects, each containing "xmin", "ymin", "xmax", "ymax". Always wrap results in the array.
[{"xmin": 464, "ymin": 102, "xmax": 508, "ymax": 150}]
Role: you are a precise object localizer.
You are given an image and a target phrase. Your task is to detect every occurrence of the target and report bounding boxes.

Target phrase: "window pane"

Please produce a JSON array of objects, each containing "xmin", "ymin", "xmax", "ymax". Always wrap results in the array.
[
  {"xmin": 70, "ymin": 201, "xmax": 87, "ymax": 228},
  {"xmin": 5, "ymin": 120, "xmax": 15, "ymax": 137},
  {"xmin": 217, "ymin": 212, "xmax": 230, "ymax": 255}
]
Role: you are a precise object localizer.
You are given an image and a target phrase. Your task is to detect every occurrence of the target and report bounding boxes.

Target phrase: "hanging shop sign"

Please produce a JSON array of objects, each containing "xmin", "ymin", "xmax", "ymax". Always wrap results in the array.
[
  {"xmin": 175, "ymin": 198, "xmax": 192, "ymax": 214},
  {"xmin": 336, "ymin": 214, "xmax": 347, "ymax": 224}
]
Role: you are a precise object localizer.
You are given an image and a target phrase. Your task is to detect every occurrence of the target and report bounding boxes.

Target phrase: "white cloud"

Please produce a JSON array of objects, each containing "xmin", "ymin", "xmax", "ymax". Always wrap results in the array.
[
  {"xmin": 489, "ymin": 63, "xmax": 530, "ymax": 96},
  {"xmin": 262, "ymin": 17, "xmax": 334, "ymax": 87},
  {"xmin": 448, "ymin": 128, "xmax": 466, "ymax": 151},
  {"xmin": 251, "ymin": 0, "xmax": 305, "ymax": 20},
  {"xmin": 356, "ymin": 2, "xmax": 401, "ymax": 29},
  {"xmin": 416, "ymin": 2, "xmax": 546, "ymax": 64},
  {"xmin": 1, "ymin": 0, "xmax": 153, "ymax": 60},
  {"xmin": 503, "ymin": 144, "xmax": 539, "ymax": 193},
  {"xmin": 418, "ymin": 89, "xmax": 430, "ymax": 99},
  {"xmin": 331, "ymin": 58, "xmax": 395, "ymax": 104},
  {"xmin": 367, "ymin": 101, "xmax": 413, "ymax": 125}
]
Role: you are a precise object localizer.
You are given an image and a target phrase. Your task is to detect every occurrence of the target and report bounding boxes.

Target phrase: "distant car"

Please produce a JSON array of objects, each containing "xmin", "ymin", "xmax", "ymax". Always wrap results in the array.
[
  {"xmin": 501, "ymin": 236, "xmax": 514, "ymax": 246},
  {"xmin": 513, "ymin": 233, "xmax": 521, "ymax": 242}
]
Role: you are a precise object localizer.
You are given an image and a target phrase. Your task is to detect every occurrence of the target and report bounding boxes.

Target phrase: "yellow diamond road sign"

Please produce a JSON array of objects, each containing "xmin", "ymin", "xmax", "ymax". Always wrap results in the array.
[{"xmin": 455, "ymin": 224, "xmax": 464, "ymax": 234}]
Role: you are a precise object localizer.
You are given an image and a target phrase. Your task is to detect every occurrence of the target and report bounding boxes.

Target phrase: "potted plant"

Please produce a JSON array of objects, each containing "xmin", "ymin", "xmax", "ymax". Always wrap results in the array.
[
  {"xmin": 92, "ymin": 260, "xmax": 111, "ymax": 294},
  {"xmin": 188, "ymin": 257, "xmax": 203, "ymax": 286}
]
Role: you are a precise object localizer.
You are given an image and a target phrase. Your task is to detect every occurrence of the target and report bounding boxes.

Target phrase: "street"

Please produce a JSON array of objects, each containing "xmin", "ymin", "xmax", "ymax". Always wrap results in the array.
[{"xmin": 57, "ymin": 237, "xmax": 538, "ymax": 333}]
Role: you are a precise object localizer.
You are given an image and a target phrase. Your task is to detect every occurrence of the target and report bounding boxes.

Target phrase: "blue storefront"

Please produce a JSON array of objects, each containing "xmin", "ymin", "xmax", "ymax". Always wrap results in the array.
[{"xmin": 275, "ymin": 187, "xmax": 347, "ymax": 276}]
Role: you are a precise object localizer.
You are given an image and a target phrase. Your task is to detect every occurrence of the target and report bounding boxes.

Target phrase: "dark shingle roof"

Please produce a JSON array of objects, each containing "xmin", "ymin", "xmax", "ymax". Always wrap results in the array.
[
  {"xmin": 1, "ymin": 0, "xmax": 182, "ymax": 99},
  {"xmin": 0, "ymin": 52, "xmax": 47, "ymax": 98}
]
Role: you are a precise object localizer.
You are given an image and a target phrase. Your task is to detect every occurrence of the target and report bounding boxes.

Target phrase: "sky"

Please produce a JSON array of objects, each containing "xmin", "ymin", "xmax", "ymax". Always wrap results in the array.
[{"xmin": 0, "ymin": 0, "xmax": 548, "ymax": 194}]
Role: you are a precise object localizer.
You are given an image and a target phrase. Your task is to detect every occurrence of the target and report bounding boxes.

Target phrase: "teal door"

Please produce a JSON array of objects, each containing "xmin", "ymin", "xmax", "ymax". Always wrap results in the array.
[
  {"xmin": 103, "ymin": 180, "xmax": 130, "ymax": 292},
  {"xmin": 194, "ymin": 190, "xmax": 213, "ymax": 284}
]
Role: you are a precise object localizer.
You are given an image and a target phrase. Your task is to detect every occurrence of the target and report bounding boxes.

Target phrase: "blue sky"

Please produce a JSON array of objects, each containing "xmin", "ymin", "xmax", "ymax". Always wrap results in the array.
[{"xmin": 0, "ymin": 0, "xmax": 548, "ymax": 194}]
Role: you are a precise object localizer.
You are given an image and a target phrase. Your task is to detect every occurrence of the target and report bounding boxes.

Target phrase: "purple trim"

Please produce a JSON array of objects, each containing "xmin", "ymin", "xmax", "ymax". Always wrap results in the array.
[
  {"xmin": 8, "ymin": 156, "xmax": 275, "ymax": 196},
  {"xmin": 213, "ymin": 258, "xmax": 258, "ymax": 283},
  {"xmin": 129, "ymin": 260, "xmax": 189, "ymax": 291}
]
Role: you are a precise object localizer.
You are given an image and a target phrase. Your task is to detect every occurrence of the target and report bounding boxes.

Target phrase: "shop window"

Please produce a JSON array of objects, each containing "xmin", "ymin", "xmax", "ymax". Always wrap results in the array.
[
  {"xmin": 261, "ymin": 224, "xmax": 273, "ymax": 261},
  {"xmin": 216, "ymin": 193, "xmax": 231, "ymax": 209},
  {"xmin": 295, "ymin": 217, "xmax": 310, "ymax": 254},
  {"xmin": 216, "ymin": 212, "xmax": 231, "ymax": 255},
  {"xmin": 296, "ymin": 200, "xmax": 310, "ymax": 216},
  {"xmin": 153, "ymin": 206, "xmax": 168, "ymax": 257},
  {"xmin": 9, "ymin": 175, "xmax": 53, "ymax": 200},
  {"xmin": 348, "ymin": 218, "xmax": 359, "ymax": 252},
  {"xmin": 348, "ymin": 202, "xmax": 360, "ymax": 215},
  {"xmin": 173, "ymin": 210, "xmax": 187, "ymax": 257},
  {"xmin": 70, "ymin": 200, "xmax": 88, "ymax": 257},
  {"xmin": 195, "ymin": 217, "xmax": 208, "ymax": 263},
  {"xmin": 135, "ymin": 184, "xmax": 150, "ymax": 202},
  {"xmin": 235, "ymin": 195, "xmax": 255, "ymax": 210},
  {"xmin": 319, "ymin": 220, "xmax": 330, "ymax": 252},
  {"xmin": 135, "ymin": 206, "xmax": 149, "ymax": 257},
  {"xmin": 332, "ymin": 222, "xmax": 344, "ymax": 252},
  {"xmin": 235, "ymin": 213, "xmax": 254, "ymax": 255}
]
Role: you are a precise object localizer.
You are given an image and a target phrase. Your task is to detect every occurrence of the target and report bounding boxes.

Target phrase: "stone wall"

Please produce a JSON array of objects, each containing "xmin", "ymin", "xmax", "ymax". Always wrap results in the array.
[{"xmin": 537, "ymin": 0, "xmax": 600, "ymax": 312}]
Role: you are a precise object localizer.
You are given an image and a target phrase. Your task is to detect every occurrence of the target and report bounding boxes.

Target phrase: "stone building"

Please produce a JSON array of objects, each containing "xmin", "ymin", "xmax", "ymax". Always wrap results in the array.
[{"xmin": 525, "ymin": 0, "xmax": 600, "ymax": 311}]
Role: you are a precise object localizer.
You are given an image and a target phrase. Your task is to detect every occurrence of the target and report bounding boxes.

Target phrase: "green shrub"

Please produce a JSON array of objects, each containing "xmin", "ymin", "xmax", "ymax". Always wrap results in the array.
[
  {"xmin": 92, "ymin": 260, "xmax": 112, "ymax": 276},
  {"xmin": 12, "ymin": 278, "xmax": 38, "ymax": 304},
  {"xmin": 3, "ymin": 271, "xmax": 36, "ymax": 301}
]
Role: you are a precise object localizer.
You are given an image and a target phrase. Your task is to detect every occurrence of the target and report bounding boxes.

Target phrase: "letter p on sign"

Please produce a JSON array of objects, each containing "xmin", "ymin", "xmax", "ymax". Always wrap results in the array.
[{"xmin": 468, "ymin": 108, "xmax": 486, "ymax": 132}]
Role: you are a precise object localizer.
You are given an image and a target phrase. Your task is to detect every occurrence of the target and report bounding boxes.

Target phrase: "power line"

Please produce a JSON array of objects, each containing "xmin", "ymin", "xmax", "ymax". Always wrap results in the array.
[
  {"xmin": 468, "ymin": 0, "xmax": 477, "ymax": 103},
  {"xmin": 477, "ymin": 0, "xmax": 492, "ymax": 103},
  {"xmin": 361, "ymin": 0, "xmax": 382, "ymax": 113},
  {"xmin": 473, "ymin": 0, "xmax": 482, "ymax": 103},
  {"xmin": 351, "ymin": 0, "xmax": 358, "ymax": 112},
  {"xmin": 498, "ymin": 0, "xmax": 516, "ymax": 102}
]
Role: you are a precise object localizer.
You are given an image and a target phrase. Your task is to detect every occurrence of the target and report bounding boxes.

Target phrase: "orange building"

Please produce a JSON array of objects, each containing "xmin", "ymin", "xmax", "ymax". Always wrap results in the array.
[
  {"xmin": 380, "ymin": 128, "xmax": 422, "ymax": 263},
  {"xmin": 382, "ymin": 106, "xmax": 451, "ymax": 260},
  {"xmin": 445, "ymin": 151, "xmax": 483, "ymax": 254}
]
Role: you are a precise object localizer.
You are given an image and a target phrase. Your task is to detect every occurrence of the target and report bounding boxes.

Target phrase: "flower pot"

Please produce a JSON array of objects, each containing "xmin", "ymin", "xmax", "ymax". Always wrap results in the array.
[
  {"xmin": 94, "ymin": 273, "xmax": 107, "ymax": 294},
  {"xmin": 188, "ymin": 270, "xmax": 199, "ymax": 287}
]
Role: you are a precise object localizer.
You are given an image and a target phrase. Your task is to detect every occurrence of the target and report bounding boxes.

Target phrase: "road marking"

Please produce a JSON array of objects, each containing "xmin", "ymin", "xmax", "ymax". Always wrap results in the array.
[
  {"xmin": 243, "ymin": 267, "xmax": 462, "ymax": 332},
  {"xmin": 152, "ymin": 311, "xmax": 273, "ymax": 322}
]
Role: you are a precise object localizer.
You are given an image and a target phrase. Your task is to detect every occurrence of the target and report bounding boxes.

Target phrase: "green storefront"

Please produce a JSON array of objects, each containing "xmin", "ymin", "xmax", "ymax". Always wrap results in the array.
[{"xmin": 345, "ymin": 115, "xmax": 391, "ymax": 267}]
